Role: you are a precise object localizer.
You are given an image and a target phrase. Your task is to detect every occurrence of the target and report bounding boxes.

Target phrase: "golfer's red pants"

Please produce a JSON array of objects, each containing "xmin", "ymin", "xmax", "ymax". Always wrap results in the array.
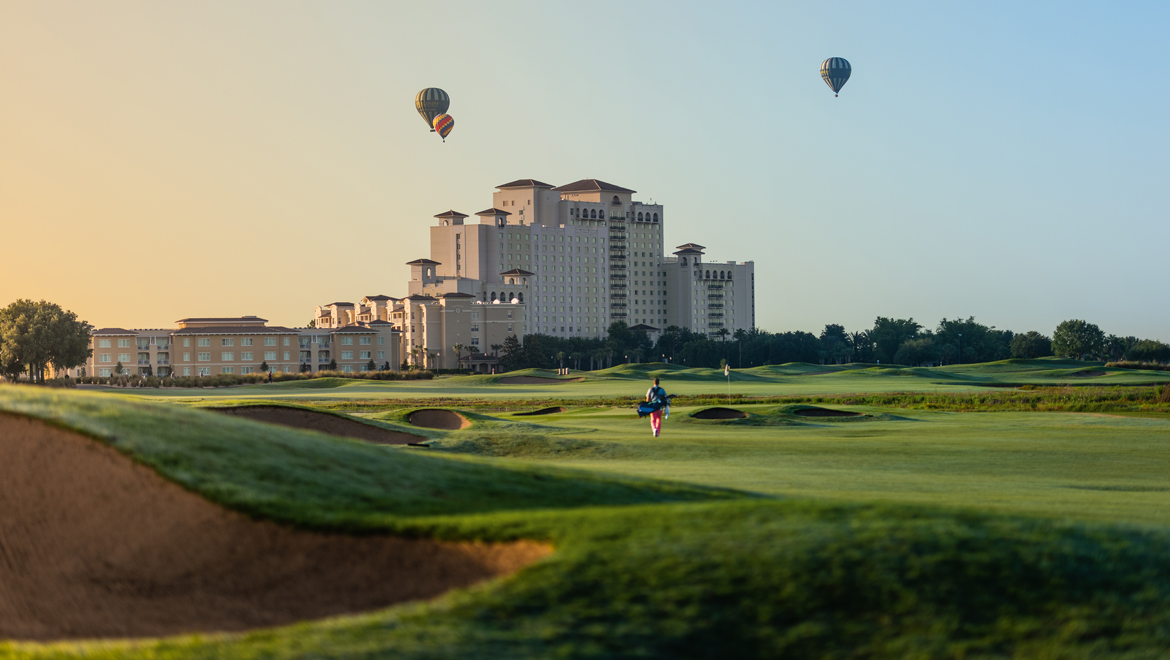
[{"xmin": 650, "ymin": 410, "xmax": 663, "ymax": 434}]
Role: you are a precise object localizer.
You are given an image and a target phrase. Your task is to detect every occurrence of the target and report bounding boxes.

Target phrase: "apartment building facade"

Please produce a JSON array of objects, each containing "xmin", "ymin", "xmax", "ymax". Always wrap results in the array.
[{"xmin": 85, "ymin": 316, "xmax": 399, "ymax": 377}]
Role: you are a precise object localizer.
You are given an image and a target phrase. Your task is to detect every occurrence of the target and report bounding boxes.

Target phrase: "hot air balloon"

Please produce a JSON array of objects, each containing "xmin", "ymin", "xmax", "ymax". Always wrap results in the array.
[
  {"xmin": 415, "ymin": 88, "xmax": 450, "ymax": 131},
  {"xmin": 433, "ymin": 113, "xmax": 454, "ymax": 141},
  {"xmin": 820, "ymin": 58, "xmax": 851, "ymax": 97}
]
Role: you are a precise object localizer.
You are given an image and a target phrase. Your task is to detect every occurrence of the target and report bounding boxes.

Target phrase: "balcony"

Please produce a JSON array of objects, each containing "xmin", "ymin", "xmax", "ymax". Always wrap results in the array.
[
  {"xmin": 156, "ymin": 360, "xmax": 169, "ymax": 366},
  {"xmin": 137, "ymin": 360, "xmax": 151, "ymax": 366}
]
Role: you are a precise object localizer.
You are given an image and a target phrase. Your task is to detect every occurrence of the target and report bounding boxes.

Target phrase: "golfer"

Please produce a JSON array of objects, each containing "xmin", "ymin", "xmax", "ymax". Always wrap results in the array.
[{"xmin": 646, "ymin": 377, "xmax": 668, "ymax": 437}]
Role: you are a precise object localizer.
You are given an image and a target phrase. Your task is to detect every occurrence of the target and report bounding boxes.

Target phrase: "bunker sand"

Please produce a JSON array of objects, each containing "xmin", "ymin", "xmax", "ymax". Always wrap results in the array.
[
  {"xmin": 408, "ymin": 409, "xmax": 471, "ymax": 430},
  {"xmin": 214, "ymin": 405, "xmax": 421, "ymax": 444},
  {"xmin": 0, "ymin": 414, "xmax": 550, "ymax": 641},
  {"xmin": 691, "ymin": 407, "xmax": 747, "ymax": 420}
]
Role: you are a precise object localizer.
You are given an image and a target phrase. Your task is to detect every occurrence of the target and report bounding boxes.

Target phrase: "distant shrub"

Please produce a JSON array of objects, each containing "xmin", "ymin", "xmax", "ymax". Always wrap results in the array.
[{"xmin": 1105, "ymin": 361, "xmax": 1170, "ymax": 372}]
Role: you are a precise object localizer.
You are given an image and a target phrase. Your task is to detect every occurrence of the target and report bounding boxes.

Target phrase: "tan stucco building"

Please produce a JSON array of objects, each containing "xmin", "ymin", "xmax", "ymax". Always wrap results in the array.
[{"xmin": 84, "ymin": 316, "xmax": 399, "ymax": 377}]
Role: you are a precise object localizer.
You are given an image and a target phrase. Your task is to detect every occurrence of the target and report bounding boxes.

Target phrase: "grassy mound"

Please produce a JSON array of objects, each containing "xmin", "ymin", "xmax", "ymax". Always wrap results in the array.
[
  {"xmin": 429, "ymin": 434, "xmax": 632, "ymax": 459},
  {"xmin": 257, "ymin": 377, "xmax": 353, "ymax": 389},
  {"xmin": 0, "ymin": 387, "xmax": 738, "ymax": 526}
]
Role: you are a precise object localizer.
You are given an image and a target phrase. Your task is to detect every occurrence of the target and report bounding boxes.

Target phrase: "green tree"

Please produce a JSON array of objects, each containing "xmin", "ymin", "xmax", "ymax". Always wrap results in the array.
[
  {"xmin": 114, "ymin": 361, "xmax": 124, "ymax": 375},
  {"xmin": 260, "ymin": 361, "xmax": 269, "ymax": 372},
  {"xmin": 819, "ymin": 324, "xmax": 851, "ymax": 365},
  {"xmin": 1010, "ymin": 331, "xmax": 1053, "ymax": 359},
  {"xmin": 498, "ymin": 334, "xmax": 524, "ymax": 371},
  {"xmin": 366, "ymin": 359, "xmax": 376, "ymax": 371},
  {"xmin": 1126, "ymin": 340, "xmax": 1170, "ymax": 363},
  {"xmin": 0, "ymin": 299, "xmax": 92, "ymax": 382},
  {"xmin": 1052, "ymin": 320, "xmax": 1105, "ymax": 360},
  {"xmin": 870, "ymin": 317, "xmax": 922, "ymax": 363},
  {"xmin": 894, "ymin": 337, "xmax": 940, "ymax": 366},
  {"xmin": 452, "ymin": 342, "xmax": 464, "ymax": 365}
]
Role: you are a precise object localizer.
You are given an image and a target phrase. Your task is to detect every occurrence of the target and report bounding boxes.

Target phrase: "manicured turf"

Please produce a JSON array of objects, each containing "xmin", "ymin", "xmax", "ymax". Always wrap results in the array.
[
  {"xmin": 82, "ymin": 358, "xmax": 1170, "ymax": 402},
  {"xmin": 445, "ymin": 403, "xmax": 1170, "ymax": 526},
  {"xmin": 5, "ymin": 358, "xmax": 1170, "ymax": 658}
]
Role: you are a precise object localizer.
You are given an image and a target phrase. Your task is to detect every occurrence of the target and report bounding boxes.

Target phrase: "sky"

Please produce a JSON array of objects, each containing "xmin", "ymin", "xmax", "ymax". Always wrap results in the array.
[{"xmin": 1, "ymin": 1, "xmax": 1167, "ymax": 339}]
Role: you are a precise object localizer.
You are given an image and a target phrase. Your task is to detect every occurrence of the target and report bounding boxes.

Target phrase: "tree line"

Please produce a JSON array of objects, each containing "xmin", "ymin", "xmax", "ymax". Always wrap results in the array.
[
  {"xmin": 499, "ymin": 317, "xmax": 1170, "ymax": 371},
  {"xmin": 0, "ymin": 300, "xmax": 93, "ymax": 382}
]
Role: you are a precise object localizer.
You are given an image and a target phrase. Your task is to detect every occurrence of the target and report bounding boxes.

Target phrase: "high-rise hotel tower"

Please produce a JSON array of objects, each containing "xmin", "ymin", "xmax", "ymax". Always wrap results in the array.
[{"xmin": 409, "ymin": 178, "xmax": 753, "ymax": 339}]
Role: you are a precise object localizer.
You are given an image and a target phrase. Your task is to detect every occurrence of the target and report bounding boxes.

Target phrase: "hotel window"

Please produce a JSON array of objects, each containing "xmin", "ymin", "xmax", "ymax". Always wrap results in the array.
[
  {"xmin": 98, "ymin": 368, "xmax": 112, "ymax": 377},
  {"xmin": 241, "ymin": 338, "xmax": 253, "ymax": 346},
  {"xmin": 377, "ymin": 336, "xmax": 384, "ymax": 345},
  {"xmin": 183, "ymin": 338, "xmax": 191, "ymax": 347},
  {"xmin": 198, "ymin": 367, "xmax": 210, "ymax": 377},
  {"xmin": 198, "ymin": 353, "xmax": 210, "ymax": 361},
  {"xmin": 341, "ymin": 337, "xmax": 353, "ymax": 345},
  {"xmin": 359, "ymin": 336, "xmax": 371, "ymax": 345},
  {"xmin": 198, "ymin": 338, "xmax": 211, "ymax": 347},
  {"xmin": 283, "ymin": 352, "xmax": 290, "ymax": 360},
  {"xmin": 221, "ymin": 338, "xmax": 234, "ymax": 346},
  {"xmin": 377, "ymin": 351, "xmax": 384, "ymax": 359},
  {"xmin": 241, "ymin": 352, "xmax": 253, "ymax": 360},
  {"xmin": 359, "ymin": 351, "xmax": 371, "ymax": 359},
  {"xmin": 221, "ymin": 367, "xmax": 234, "ymax": 374},
  {"xmin": 184, "ymin": 352, "xmax": 191, "ymax": 361},
  {"xmin": 283, "ymin": 337, "xmax": 290, "ymax": 346},
  {"xmin": 99, "ymin": 353, "xmax": 111, "ymax": 363},
  {"xmin": 264, "ymin": 337, "xmax": 276, "ymax": 346},
  {"xmin": 183, "ymin": 367, "xmax": 191, "ymax": 376},
  {"xmin": 241, "ymin": 366, "xmax": 253, "ymax": 375},
  {"xmin": 98, "ymin": 339, "xmax": 111, "ymax": 348},
  {"xmin": 118, "ymin": 339, "xmax": 131, "ymax": 348},
  {"xmin": 221, "ymin": 352, "xmax": 234, "ymax": 361},
  {"xmin": 118, "ymin": 353, "xmax": 130, "ymax": 363},
  {"xmin": 342, "ymin": 365, "xmax": 353, "ymax": 373},
  {"xmin": 471, "ymin": 338, "xmax": 479, "ymax": 346},
  {"xmin": 300, "ymin": 351, "xmax": 311, "ymax": 360},
  {"xmin": 341, "ymin": 351, "xmax": 353, "ymax": 360},
  {"xmin": 264, "ymin": 351, "xmax": 276, "ymax": 360}
]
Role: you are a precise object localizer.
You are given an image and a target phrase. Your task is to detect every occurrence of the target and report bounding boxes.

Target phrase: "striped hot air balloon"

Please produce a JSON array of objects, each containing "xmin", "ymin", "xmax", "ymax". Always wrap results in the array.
[
  {"xmin": 432, "ymin": 113, "xmax": 454, "ymax": 141},
  {"xmin": 415, "ymin": 88, "xmax": 450, "ymax": 131},
  {"xmin": 820, "ymin": 58, "xmax": 851, "ymax": 97}
]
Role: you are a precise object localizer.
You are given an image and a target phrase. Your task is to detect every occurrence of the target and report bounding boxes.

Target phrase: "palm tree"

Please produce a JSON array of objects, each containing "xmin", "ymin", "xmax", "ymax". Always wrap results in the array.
[
  {"xmin": 555, "ymin": 351, "xmax": 566, "ymax": 369},
  {"xmin": 452, "ymin": 343, "xmax": 464, "ymax": 368},
  {"xmin": 569, "ymin": 351, "xmax": 583, "ymax": 370},
  {"xmin": 490, "ymin": 343, "xmax": 502, "ymax": 357}
]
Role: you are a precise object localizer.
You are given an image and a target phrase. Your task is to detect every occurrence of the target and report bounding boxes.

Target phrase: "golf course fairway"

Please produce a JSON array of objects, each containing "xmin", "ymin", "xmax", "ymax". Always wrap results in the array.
[{"xmin": 2, "ymin": 359, "xmax": 1169, "ymax": 658}]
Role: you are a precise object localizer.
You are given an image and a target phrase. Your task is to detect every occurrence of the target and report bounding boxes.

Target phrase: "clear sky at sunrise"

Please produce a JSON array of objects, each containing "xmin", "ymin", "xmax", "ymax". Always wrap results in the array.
[{"xmin": 1, "ymin": 1, "xmax": 1167, "ymax": 339}]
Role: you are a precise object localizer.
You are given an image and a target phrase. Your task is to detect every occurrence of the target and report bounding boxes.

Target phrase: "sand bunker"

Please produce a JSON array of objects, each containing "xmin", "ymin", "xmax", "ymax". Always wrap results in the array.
[
  {"xmin": 0, "ymin": 414, "xmax": 549, "ymax": 641},
  {"xmin": 793, "ymin": 407, "xmax": 862, "ymax": 417},
  {"xmin": 407, "ymin": 409, "xmax": 471, "ymax": 430},
  {"xmin": 513, "ymin": 406, "xmax": 567, "ymax": 416},
  {"xmin": 215, "ymin": 405, "xmax": 422, "ymax": 445},
  {"xmin": 692, "ymin": 407, "xmax": 748, "ymax": 420},
  {"xmin": 498, "ymin": 376, "xmax": 583, "ymax": 385}
]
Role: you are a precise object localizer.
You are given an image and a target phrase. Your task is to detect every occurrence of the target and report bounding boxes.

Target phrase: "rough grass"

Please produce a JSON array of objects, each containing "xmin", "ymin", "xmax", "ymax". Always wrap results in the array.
[
  {"xmin": 7, "ymin": 384, "xmax": 1170, "ymax": 658},
  {"xmin": 0, "ymin": 387, "xmax": 738, "ymax": 526}
]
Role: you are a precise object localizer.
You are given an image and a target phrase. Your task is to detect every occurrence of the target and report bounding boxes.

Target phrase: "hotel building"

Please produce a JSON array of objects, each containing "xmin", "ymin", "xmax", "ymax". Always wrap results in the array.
[{"xmin": 83, "ymin": 177, "xmax": 753, "ymax": 375}]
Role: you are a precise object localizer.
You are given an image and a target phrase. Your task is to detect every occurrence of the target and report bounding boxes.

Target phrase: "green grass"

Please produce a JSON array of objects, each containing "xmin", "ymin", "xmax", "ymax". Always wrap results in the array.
[
  {"xmin": 0, "ymin": 387, "xmax": 736, "ymax": 525},
  {"xmin": 82, "ymin": 358, "xmax": 1170, "ymax": 402},
  {"xmin": 7, "ymin": 366, "xmax": 1170, "ymax": 658}
]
